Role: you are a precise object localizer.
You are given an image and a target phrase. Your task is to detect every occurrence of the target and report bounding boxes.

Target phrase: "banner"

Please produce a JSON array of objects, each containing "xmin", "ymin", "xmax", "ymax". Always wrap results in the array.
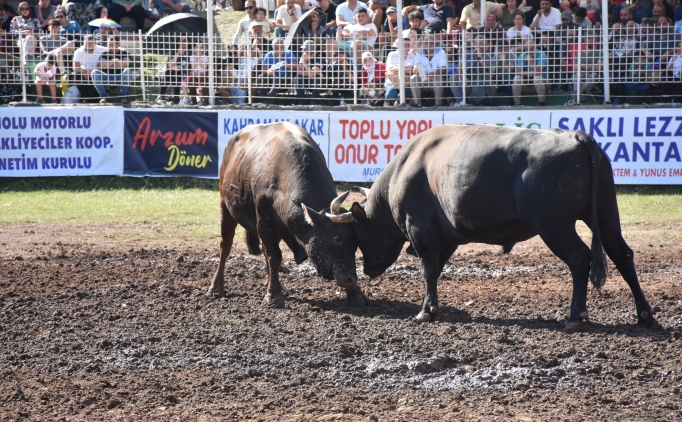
[
  {"xmin": 0, "ymin": 107, "xmax": 124, "ymax": 177},
  {"xmin": 123, "ymin": 110, "xmax": 218, "ymax": 177},
  {"xmin": 217, "ymin": 111, "xmax": 330, "ymax": 167},
  {"xmin": 328, "ymin": 111, "xmax": 441, "ymax": 182},
  {"xmin": 552, "ymin": 109, "xmax": 682, "ymax": 184},
  {"xmin": 443, "ymin": 109, "xmax": 552, "ymax": 129}
]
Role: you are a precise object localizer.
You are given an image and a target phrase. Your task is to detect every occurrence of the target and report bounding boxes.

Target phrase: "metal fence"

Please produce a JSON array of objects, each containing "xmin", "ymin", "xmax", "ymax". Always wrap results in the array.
[{"xmin": 0, "ymin": 27, "xmax": 680, "ymax": 106}]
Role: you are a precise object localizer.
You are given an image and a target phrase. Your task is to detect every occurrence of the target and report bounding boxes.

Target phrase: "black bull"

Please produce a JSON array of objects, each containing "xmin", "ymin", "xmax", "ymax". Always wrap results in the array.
[
  {"xmin": 210, "ymin": 122, "xmax": 368, "ymax": 307},
  {"xmin": 350, "ymin": 125, "xmax": 655, "ymax": 332}
]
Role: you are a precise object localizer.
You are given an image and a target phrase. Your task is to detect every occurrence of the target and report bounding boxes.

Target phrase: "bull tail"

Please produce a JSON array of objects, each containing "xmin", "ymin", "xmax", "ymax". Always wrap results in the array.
[
  {"xmin": 576, "ymin": 132, "xmax": 607, "ymax": 290},
  {"xmin": 245, "ymin": 230, "xmax": 261, "ymax": 255}
]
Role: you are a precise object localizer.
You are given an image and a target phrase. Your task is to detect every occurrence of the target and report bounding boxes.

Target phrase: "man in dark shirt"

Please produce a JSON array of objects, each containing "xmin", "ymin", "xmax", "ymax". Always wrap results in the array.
[
  {"xmin": 316, "ymin": 0, "xmax": 337, "ymax": 37},
  {"xmin": 403, "ymin": 0, "xmax": 456, "ymax": 34},
  {"xmin": 91, "ymin": 35, "xmax": 132, "ymax": 104}
]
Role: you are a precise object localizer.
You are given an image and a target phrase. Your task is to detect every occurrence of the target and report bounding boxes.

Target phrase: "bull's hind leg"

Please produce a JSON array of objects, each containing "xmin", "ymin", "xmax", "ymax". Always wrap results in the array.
[
  {"xmin": 537, "ymin": 225, "xmax": 592, "ymax": 333},
  {"xmin": 209, "ymin": 202, "xmax": 239, "ymax": 298},
  {"xmin": 600, "ymin": 223, "xmax": 654, "ymax": 326},
  {"xmin": 257, "ymin": 215, "xmax": 285, "ymax": 308}
]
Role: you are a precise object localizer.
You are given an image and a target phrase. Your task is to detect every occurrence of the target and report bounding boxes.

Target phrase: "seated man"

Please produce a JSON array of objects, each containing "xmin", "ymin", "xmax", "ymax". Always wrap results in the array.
[
  {"xmin": 54, "ymin": 6, "xmax": 82, "ymax": 36},
  {"xmin": 335, "ymin": 8, "xmax": 377, "ymax": 59},
  {"xmin": 300, "ymin": 8, "xmax": 326, "ymax": 38},
  {"xmin": 512, "ymin": 38, "xmax": 550, "ymax": 105},
  {"xmin": 410, "ymin": 34, "xmax": 447, "ymax": 106},
  {"xmin": 529, "ymin": 0, "xmax": 561, "ymax": 32},
  {"xmin": 154, "ymin": 0, "xmax": 191, "ymax": 15},
  {"xmin": 272, "ymin": 0, "xmax": 301, "ymax": 37},
  {"xmin": 451, "ymin": 36, "xmax": 499, "ymax": 106},
  {"xmin": 296, "ymin": 39, "xmax": 324, "ymax": 105},
  {"xmin": 107, "ymin": 0, "xmax": 146, "ymax": 32},
  {"xmin": 258, "ymin": 38, "xmax": 297, "ymax": 104},
  {"xmin": 91, "ymin": 34, "xmax": 132, "ymax": 104},
  {"xmin": 34, "ymin": 0, "xmax": 55, "ymax": 30},
  {"xmin": 72, "ymin": 33, "xmax": 107, "ymax": 101},
  {"xmin": 570, "ymin": 33, "xmax": 602, "ymax": 104}
]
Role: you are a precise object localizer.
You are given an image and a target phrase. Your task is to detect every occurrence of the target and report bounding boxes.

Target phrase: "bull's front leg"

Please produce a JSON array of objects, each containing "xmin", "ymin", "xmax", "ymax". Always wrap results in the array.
[
  {"xmin": 415, "ymin": 253, "xmax": 441, "ymax": 322},
  {"xmin": 257, "ymin": 217, "xmax": 285, "ymax": 308},
  {"xmin": 346, "ymin": 284, "xmax": 370, "ymax": 306}
]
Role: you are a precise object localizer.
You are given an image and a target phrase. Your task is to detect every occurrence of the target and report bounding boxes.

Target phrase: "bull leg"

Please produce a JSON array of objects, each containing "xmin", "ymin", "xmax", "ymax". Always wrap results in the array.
[
  {"xmin": 346, "ymin": 283, "xmax": 370, "ymax": 307},
  {"xmin": 415, "ymin": 252, "xmax": 442, "ymax": 323},
  {"xmin": 600, "ymin": 223, "xmax": 654, "ymax": 326},
  {"xmin": 209, "ymin": 202, "xmax": 239, "ymax": 298},
  {"xmin": 257, "ymin": 216, "xmax": 285, "ymax": 308},
  {"xmin": 537, "ymin": 226, "xmax": 592, "ymax": 333}
]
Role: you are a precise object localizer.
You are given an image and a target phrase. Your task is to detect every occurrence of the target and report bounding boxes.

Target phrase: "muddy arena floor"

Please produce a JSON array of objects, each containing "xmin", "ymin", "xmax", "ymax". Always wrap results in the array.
[{"xmin": 1, "ymin": 222, "xmax": 681, "ymax": 421}]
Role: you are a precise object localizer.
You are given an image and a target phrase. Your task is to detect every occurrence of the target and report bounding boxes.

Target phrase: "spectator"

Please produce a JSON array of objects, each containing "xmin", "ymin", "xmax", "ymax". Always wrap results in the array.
[
  {"xmin": 181, "ymin": 41, "xmax": 208, "ymax": 106},
  {"xmin": 335, "ymin": 8, "xmax": 377, "ymax": 58},
  {"xmin": 626, "ymin": 0, "xmax": 653, "ymax": 24},
  {"xmin": 107, "ymin": 0, "xmax": 145, "ymax": 32},
  {"xmin": 569, "ymin": 33, "xmax": 602, "ymax": 104},
  {"xmin": 475, "ymin": 13, "xmax": 504, "ymax": 45},
  {"xmin": 64, "ymin": 0, "xmax": 95, "ymax": 31},
  {"xmin": 335, "ymin": 0, "xmax": 368, "ymax": 28},
  {"xmin": 380, "ymin": 6, "xmax": 397, "ymax": 46},
  {"xmin": 403, "ymin": 0, "xmax": 456, "ymax": 35},
  {"xmin": 316, "ymin": 0, "xmax": 337, "ymax": 37},
  {"xmin": 573, "ymin": 7, "xmax": 593, "ymax": 28},
  {"xmin": 368, "ymin": 0, "xmax": 394, "ymax": 33},
  {"xmin": 1, "ymin": 8, "xmax": 10, "ymax": 34},
  {"xmin": 560, "ymin": 0, "xmax": 578, "ymax": 12},
  {"xmin": 618, "ymin": 7, "xmax": 636, "ymax": 26},
  {"xmin": 460, "ymin": 0, "xmax": 503, "ymax": 30},
  {"xmin": 665, "ymin": 41, "xmax": 682, "ymax": 95},
  {"xmin": 40, "ymin": 19, "xmax": 73, "ymax": 71},
  {"xmin": 248, "ymin": 20, "xmax": 270, "ymax": 55},
  {"xmin": 624, "ymin": 51, "xmax": 653, "ymax": 95},
  {"xmin": 91, "ymin": 34, "xmax": 131, "ymax": 104},
  {"xmin": 296, "ymin": 39, "xmax": 323, "ymax": 104},
  {"xmin": 513, "ymin": 38, "xmax": 549, "ymax": 105},
  {"xmin": 54, "ymin": 6, "xmax": 82, "ymax": 35},
  {"xmin": 324, "ymin": 49, "xmax": 354, "ymax": 103},
  {"xmin": 610, "ymin": 21, "xmax": 638, "ymax": 80},
  {"xmin": 34, "ymin": 53, "xmax": 57, "ymax": 103},
  {"xmin": 409, "ymin": 34, "xmax": 446, "ymax": 106},
  {"xmin": 232, "ymin": 0, "xmax": 256, "ymax": 46},
  {"xmin": 154, "ymin": 0, "xmax": 190, "ymax": 15},
  {"xmin": 402, "ymin": 9, "xmax": 423, "ymax": 38},
  {"xmin": 301, "ymin": 8, "xmax": 325, "ymax": 38},
  {"xmin": 10, "ymin": 2, "xmax": 40, "ymax": 61},
  {"xmin": 641, "ymin": 16, "xmax": 679, "ymax": 68},
  {"xmin": 72, "ymin": 33, "xmax": 106, "ymax": 101},
  {"xmin": 500, "ymin": 0, "xmax": 527, "ymax": 30},
  {"xmin": 452, "ymin": 36, "xmax": 500, "ymax": 106},
  {"xmin": 507, "ymin": 11, "xmax": 533, "ymax": 41},
  {"xmin": 359, "ymin": 50, "xmax": 385, "ymax": 103},
  {"xmin": 225, "ymin": 46, "xmax": 253, "ymax": 104},
  {"xmin": 383, "ymin": 27, "xmax": 421, "ymax": 106},
  {"xmin": 34, "ymin": 0, "xmax": 55, "ymax": 29},
  {"xmin": 529, "ymin": 0, "xmax": 562, "ymax": 31},
  {"xmin": 0, "ymin": 0, "xmax": 16, "ymax": 19},
  {"xmin": 253, "ymin": 7, "xmax": 272, "ymax": 37},
  {"xmin": 652, "ymin": 0, "xmax": 674, "ymax": 20},
  {"xmin": 273, "ymin": 0, "xmax": 301, "ymax": 37},
  {"xmin": 258, "ymin": 38, "xmax": 297, "ymax": 104},
  {"xmin": 157, "ymin": 36, "xmax": 189, "ymax": 104}
]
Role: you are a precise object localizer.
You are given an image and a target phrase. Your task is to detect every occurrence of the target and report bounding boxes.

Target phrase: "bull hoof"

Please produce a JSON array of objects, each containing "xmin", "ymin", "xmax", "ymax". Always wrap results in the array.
[
  {"xmin": 637, "ymin": 310, "xmax": 660, "ymax": 328},
  {"xmin": 415, "ymin": 308, "xmax": 438, "ymax": 323},
  {"xmin": 279, "ymin": 264, "xmax": 290, "ymax": 274},
  {"xmin": 347, "ymin": 287, "xmax": 370, "ymax": 307},
  {"xmin": 208, "ymin": 285, "xmax": 225, "ymax": 298},
  {"xmin": 579, "ymin": 311, "xmax": 589, "ymax": 321},
  {"xmin": 263, "ymin": 293, "xmax": 285, "ymax": 309},
  {"xmin": 564, "ymin": 321, "xmax": 583, "ymax": 334}
]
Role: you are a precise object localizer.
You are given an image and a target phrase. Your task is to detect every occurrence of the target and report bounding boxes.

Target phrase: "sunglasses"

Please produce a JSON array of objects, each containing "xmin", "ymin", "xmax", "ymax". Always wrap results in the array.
[
  {"xmin": 55, "ymin": 14, "xmax": 65, "ymax": 18},
  {"xmin": 246, "ymin": 5, "xmax": 254, "ymax": 9}
]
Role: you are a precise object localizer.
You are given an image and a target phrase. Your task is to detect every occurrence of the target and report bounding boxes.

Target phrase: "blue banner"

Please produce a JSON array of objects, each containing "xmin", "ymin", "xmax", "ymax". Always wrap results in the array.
[{"xmin": 123, "ymin": 110, "xmax": 218, "ymax": 177}]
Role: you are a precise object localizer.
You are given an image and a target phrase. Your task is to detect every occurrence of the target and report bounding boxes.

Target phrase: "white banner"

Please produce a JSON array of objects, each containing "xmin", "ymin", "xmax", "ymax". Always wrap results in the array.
[
  {"xmin": 328, "ymin": 111, "xmax": 441, "ymax": 182},
  {"xmin": 0, "ymin": 107, "xmax": 124, "ymax": 177},
  {"xmin": 217, "ymin": 111, "xmax": 331, "ymax": 168},
  {"xmin": 552, "ymin": 109, "xmax": 682, "ymax": 184},
  {"xmin": 443, "ymin": 109, "xmax": 551, "ymax": 129}
]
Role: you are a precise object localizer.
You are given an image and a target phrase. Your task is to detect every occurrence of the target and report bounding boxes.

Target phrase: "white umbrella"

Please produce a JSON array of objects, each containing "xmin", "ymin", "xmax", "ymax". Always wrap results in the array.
[{"xmin": 284, "ymin": 8, "xmax": 317, "ymax": 50}]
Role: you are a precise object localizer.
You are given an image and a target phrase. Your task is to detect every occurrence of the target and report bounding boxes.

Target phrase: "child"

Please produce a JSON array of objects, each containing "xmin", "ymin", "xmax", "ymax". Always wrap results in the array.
[
  {"xmin": 181, "ymin": 42, "xmax": 208, "ymax": 106},
  {"xmin": 254, "ymin": 7, "xmax": 272, "ymax": 37},
  {"xmin": 34, "ymin": 54, "xmax": 58, "ymax": 104}
]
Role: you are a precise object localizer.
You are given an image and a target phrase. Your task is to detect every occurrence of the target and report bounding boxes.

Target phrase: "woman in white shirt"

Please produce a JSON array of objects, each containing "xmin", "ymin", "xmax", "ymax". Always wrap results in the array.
[{"xmin": 506, "ymin": 12, "xmax": 533, "ymax": 42}]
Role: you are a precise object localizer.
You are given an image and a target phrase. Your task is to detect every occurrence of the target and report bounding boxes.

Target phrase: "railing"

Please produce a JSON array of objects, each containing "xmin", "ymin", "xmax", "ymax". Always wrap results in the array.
[{"xmin": 0, "ymin": 27, "xmax": 680, "ymax": 106}]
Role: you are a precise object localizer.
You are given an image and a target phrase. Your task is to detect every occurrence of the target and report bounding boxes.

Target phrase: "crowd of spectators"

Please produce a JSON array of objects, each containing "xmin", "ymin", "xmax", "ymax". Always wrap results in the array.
[{"xmin": 2, "ymin": 0, "xmax": 682, "ymax": 105}]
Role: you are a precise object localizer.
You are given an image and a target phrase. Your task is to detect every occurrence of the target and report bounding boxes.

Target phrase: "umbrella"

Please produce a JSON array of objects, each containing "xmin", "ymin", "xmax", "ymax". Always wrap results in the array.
[
  {"xmin": 89, "ymin": 18, "xmax": 121, "ymax": 28},
  {"xmin": 144, "ymin": 13, "xmax": 208, "ymax": 54},
  {"xmin": 284, "ymin": 8, "xmax": 316, "ymax": 51}
]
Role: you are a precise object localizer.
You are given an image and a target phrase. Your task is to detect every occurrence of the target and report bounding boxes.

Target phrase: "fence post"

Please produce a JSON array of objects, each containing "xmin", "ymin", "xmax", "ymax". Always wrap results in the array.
[
  {"xmin": 352, "ymin": 33, "xmax": 358, "ymax": 105},
  {"xmin": 461, "ymin": 31, "xmax": 466, "ymax": 105},
  {"xmin": 601, "ymin": 8, "xmax": 610, "ymax": 103},
  {"xmin": 576, "ymin": 27, "xmax": 582, "ymax": 105},
  {"xmin": 246, "ymin": 34, "xmax": 252, "ymax": 104},
  {"xmin": 138, "ymin": 30, "xmax": 146, "ymax": 102},
  {"xmin": 19, "ymin": 37, "xmax": 27, "ymax": 103},
  {"xmin": 396, "ymin": 0, "xmax": 405, "ymax": 105}
]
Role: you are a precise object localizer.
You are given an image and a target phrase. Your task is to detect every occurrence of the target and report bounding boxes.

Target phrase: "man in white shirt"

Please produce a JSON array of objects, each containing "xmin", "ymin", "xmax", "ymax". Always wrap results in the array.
[
  {"xmin": 336, "ymin": 7, "xmax": 377, "ymax": 58},
  {"xmin": 460, "ymin": 0, "xmax": 504, "ymax": 30},
  {"xmin": 529, "ymin": 0, "xmax": 561, "ymax": 32},
  {"xmin": 410, "ymin": 34, "xmax": 447, "ymax": 106},
  {"xmin": 335, "ymin": 0, "xmax": 369, "ymax": 28},
  {"xmin": 273, "ymin": 0, "xmax": 302, "ymax": 37},
  {"xmin": 73, "ymin": 34, "xmax": 107, "ymax": 78}
]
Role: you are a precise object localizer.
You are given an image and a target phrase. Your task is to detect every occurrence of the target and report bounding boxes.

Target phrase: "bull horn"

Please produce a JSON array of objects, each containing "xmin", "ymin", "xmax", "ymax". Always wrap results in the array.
[
  {"xmin": 329, "ymin": 191, "xmax": 350, "ymax": 215},
  {"xmin": 325, "ymin": 212, "xmax": 354, "ymax": 224},
  {"xmin": 353, "ymin": 186, "xmax": 370, "ymax": 197}
]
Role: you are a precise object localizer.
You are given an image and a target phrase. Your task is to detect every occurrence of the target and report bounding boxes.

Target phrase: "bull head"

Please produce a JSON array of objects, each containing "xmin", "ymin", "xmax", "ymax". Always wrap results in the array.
[{"xmin": 301, "ymin": 191, "xmax": 354, "ymax": 225}]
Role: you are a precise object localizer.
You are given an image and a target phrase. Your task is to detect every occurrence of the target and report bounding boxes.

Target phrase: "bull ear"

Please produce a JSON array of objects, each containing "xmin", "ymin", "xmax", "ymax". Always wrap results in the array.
[
  {"xmin": 350, "ymin": 202, "xmax": 367, "ymax": 222},
  {"xmin": 302, "ymin": 203, "xmax": 327, "ymax": 227}
]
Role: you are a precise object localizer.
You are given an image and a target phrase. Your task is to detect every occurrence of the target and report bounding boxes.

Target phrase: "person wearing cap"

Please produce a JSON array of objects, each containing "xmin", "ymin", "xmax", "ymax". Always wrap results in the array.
[
  {"xmin": 296, "ymin": 39, "xmax": 323, "ymax": 104},
  {"xmin": 553, "ymin": 9, "xmax": 579, "ymax": 87},
  {"xmin": 529, "ymin": 0, "xmax": 561, "ymax": 32},
  {"xmin": 379, "ymin": 5, "xmax": 398, "ymax": 50},
  {"xmin": 258, "ymin": 37, "xmax": 297, "ymax": 103},
  {"xmin": 369, "ymin": 0, "xmax": 395, "ymax": 32},
  {"xmin": 359, "ymin": 50, "xmax": 386, "ymax": 103}
]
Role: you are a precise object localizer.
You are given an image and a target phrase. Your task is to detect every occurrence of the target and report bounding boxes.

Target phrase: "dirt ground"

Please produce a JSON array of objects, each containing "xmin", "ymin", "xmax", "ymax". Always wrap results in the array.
[{"xmin": 1, "ymin": 222, "xmax": 681, "ymax": 421}]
